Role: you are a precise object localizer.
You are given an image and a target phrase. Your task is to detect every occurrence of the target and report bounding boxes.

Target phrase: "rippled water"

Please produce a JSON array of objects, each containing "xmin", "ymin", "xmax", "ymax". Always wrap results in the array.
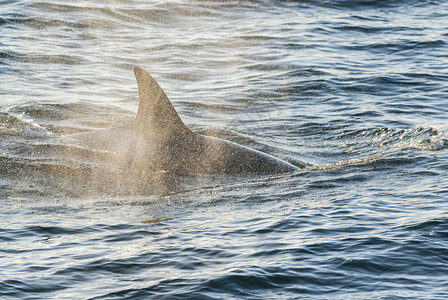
[{"xmin": 1, "ymin": 0, "xmax": 448, "ymax": 298}]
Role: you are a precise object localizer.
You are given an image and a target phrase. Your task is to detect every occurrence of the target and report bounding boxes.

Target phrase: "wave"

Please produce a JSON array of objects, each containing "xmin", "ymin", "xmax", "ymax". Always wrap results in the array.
[{"xmin": 281, "ymin": 0, "xmax": 445, "ymax": 10}]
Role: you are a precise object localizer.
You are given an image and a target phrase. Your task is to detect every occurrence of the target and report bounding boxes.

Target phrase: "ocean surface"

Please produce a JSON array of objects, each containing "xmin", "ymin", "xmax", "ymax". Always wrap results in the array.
[{"xmin": 1, "ymin": 0, "xmax": 448, "ymax": 298}]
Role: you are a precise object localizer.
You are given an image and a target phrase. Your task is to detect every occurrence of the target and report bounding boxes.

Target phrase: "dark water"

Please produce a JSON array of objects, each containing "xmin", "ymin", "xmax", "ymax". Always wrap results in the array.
[{"xmin": 1, "ymin": 0, "xmax": 448, "ymax": 298}]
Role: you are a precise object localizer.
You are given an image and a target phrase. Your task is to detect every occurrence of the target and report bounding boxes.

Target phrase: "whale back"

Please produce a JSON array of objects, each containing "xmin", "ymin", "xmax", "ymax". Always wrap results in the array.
[
  {"xmin": 133, "ymin": 67, "xmax": 191, "ymax": 137},
  {"xmin": 130, "ymin": 67, "xmax": 297, "ymax": 174},
  {"xmin": 68, "ymin": 67, "xmax": 298, "ymax": 175}
]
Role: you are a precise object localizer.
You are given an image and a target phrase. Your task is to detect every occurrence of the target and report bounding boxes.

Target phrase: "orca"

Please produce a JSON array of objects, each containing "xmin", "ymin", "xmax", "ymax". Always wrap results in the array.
[{"xmin": 69, "ymin": 67, "xmax": 298, "ymax": 175}]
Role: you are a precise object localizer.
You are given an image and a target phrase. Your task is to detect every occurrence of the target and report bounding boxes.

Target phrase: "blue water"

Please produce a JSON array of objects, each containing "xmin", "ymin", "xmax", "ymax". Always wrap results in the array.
[{"xmin": 1, "ymin": 0, "xmax": 448, "ymax": 298}]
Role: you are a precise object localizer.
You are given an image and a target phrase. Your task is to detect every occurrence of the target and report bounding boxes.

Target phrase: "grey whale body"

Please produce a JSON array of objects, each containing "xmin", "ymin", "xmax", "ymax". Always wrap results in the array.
[{"xmin": 70, "ymin": 67, "xmax": 298, "ymax": 175}]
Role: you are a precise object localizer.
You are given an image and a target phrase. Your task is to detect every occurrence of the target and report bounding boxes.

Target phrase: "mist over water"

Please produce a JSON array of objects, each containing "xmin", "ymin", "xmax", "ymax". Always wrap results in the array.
[{"xmin": 1, "ymin": 0, "xmax": 448, "ymax": 299}]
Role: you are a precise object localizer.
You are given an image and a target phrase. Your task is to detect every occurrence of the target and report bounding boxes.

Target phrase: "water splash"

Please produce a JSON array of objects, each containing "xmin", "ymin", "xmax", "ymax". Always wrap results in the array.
[
  {"xmin": 363, "ymin": 126, "xmax": 447, "ymax": 151},
  {"xmin": 0, "ymin": 110, "xmax": 51, "ymax": 138}
]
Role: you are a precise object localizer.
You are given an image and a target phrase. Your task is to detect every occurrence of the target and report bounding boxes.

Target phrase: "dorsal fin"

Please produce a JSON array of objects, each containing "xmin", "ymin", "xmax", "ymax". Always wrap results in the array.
[{"xmin": 133, "ymin": 66, "xmax": 190, "ymax": 135}]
